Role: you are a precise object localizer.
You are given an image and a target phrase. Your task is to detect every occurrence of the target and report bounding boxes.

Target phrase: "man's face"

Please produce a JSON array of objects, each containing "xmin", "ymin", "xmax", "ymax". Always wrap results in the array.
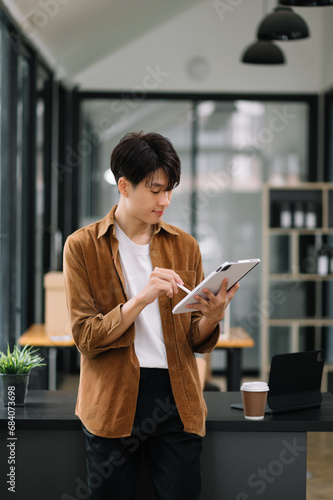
[{"xmin": 123, "ymin": 169, "xmax": 173, "ymax": 224}]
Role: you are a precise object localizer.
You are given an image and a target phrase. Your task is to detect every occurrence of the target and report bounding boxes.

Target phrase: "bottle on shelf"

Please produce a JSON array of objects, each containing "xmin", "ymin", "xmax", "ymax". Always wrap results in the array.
[
  {"xmin": 279, "ymin": 201, "xmax": 292, "ymax": 228},
  {"xmin": 317, "ymin": 245, "xmax": 329, "ymax": 276},
  {"xmin": 293, "ymin": 201, "xmax": 304, "ymax": 228},
  {"xmin": 305, "ymin": 201, "xmax": 317, "ymax": 229}
]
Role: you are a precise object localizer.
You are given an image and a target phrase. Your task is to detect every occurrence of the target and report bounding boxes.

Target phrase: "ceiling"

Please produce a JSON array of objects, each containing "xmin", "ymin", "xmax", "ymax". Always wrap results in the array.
[
  {"xmin": 1, "ymin": 0, "xmax": 203, "ymax": 77},
  {"xmin": 2, "ymin": 0, "xmax": 333, "ymax": 93}
]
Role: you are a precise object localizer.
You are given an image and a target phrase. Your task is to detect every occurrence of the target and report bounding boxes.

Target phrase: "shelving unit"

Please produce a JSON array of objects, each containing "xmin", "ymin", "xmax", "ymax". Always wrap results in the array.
[{"xmin": 261, "ymin": 183, "xmax": 333, "ymax": 390}]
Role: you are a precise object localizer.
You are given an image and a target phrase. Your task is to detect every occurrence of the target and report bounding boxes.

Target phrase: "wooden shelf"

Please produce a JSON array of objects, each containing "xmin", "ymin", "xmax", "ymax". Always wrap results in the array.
[
  {"xmin": 268, "ymin": 273, "xmax": 333, "ymax": 281},
  {"xmin": 264, "ymin": 182, "xmax": 333, "ymax": 190},
  {"xmin": 261, "ymin": 183, "xmax": 333, "ymax": 391},
  {"xmin": 268, "ymin": 228, "xmax": 333, "ymax": 234},
  {"xmin": 268, "ymin": 318, "xmax": 333, "ymax": 327}
]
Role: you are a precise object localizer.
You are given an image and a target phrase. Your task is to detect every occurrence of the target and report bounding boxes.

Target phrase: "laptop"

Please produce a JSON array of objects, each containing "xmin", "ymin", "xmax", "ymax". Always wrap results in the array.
[{"xmin": 231, "ymin": 350, "xmax": 325, "ymax": 414}]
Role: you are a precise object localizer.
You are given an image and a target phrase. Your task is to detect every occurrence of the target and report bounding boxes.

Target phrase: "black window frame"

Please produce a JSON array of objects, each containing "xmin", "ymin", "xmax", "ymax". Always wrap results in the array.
[{"xmin": 0, "ymin": 9, "xmax": 56, "ymax": 350}]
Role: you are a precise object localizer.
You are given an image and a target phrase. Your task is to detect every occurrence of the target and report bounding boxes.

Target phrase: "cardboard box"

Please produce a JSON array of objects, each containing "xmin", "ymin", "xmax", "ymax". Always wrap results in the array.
[{"xmin": 44, "ymin": 272, "xmax": 71, "ymax": 336}]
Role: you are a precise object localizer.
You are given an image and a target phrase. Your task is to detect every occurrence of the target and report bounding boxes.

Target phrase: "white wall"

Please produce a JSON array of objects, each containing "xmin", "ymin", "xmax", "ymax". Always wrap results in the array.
[{"xmin": 75, "ymin": 0, "xmax": 330, "ymax": 94}]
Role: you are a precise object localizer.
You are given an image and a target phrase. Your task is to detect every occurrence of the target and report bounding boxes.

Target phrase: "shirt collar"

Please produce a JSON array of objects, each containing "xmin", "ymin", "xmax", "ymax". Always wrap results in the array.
[{"xmin": 97, "ymin": 205, "xmax": 180, "ymax": 239}]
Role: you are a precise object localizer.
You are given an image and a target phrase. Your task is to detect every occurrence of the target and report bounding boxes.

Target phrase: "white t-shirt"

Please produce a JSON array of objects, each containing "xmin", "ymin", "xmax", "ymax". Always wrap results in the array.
[{"xmin": 115, "ymin": 223, "xmax": 168, "ymax": 369}]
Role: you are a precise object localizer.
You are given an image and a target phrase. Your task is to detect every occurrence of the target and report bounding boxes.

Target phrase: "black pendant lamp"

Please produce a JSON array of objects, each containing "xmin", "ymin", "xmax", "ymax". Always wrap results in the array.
[
  {"xmin": 258, "ymin": 6, "xmax": 310, "ymax": 40},
  {"xmin": 241, "ymin": 40, "xmax": 286, "ymax": 64},
  {"xmin": 279, "ymin": 0, "xmax": 333, "ymax": 5}
]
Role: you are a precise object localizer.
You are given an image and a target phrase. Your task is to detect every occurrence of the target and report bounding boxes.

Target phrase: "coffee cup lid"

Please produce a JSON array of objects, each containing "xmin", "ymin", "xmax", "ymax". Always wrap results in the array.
[{"xmin": 240, "ymin": 381, "xmax": 269, "ymax": 392}]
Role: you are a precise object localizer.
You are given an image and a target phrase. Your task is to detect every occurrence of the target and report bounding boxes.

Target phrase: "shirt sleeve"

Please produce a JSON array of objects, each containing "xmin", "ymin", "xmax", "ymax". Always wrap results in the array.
[
  {"xmin": 191, "ymin": 317, "xmax": 220, "ymax": 354},
  {"xmin": 63, "ymin": 236, "xmax": 135, "ymax": 358}
]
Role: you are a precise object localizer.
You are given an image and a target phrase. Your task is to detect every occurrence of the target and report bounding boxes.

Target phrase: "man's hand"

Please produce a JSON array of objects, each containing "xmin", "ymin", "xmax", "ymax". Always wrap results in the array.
[
  {"xmin": 185, "ymin": 278, "xmax": 240, "ymax": 325},
  {"xmin": 137, "ymin": 267, "xmax": 184, "ymax": 306},
  {"xmin": 99, "ymin": 267, "xmax": 183, "ymax": 348}
]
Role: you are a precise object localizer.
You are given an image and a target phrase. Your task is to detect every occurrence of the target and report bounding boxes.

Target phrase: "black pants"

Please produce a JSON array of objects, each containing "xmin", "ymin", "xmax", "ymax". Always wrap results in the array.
[{"xmin": 82, "ymin": 368, "xmax": 202, "ymax": 500}]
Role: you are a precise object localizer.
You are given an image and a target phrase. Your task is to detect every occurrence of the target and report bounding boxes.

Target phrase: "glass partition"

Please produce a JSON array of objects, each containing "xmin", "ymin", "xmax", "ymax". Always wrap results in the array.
[
  {"xmin": 0, "ymin": 24, "xmax": 33, "ymax": 348},
  {"xmin": 0, "ymin": 15, "xmax": 55, "ymax": 351},
  {"xmin": 15, "ymin": 54, "xmax": 31, "ymax": 339},
  {"xmin": 34, "ymin": 68, "xmax": 49, "ymax": 324}
]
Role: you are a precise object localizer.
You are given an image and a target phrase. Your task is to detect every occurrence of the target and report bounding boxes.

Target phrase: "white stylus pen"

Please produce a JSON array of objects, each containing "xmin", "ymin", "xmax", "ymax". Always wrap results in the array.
[{"xmin": 177, "ymin": 283, "xmax": 192, "ymax": 294}]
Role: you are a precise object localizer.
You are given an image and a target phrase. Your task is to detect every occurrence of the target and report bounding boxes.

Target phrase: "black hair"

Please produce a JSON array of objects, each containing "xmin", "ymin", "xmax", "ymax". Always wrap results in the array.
[{"xmin": 110, "ymin": 131, "xmax": 181, "ymax": 190}]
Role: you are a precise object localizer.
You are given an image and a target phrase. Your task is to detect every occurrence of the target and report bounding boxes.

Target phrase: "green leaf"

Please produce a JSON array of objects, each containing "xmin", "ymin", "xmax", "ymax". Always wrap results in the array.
[{"xmin": 0, "ymin": 344, "xmax": 45, "ymax": 374}]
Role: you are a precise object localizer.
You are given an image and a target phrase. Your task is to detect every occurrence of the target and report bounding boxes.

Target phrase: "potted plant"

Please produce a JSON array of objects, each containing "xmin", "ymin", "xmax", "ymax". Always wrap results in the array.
[{"xmin": 0, "ymin": 344, "xmax": 45, "ymax": 406}]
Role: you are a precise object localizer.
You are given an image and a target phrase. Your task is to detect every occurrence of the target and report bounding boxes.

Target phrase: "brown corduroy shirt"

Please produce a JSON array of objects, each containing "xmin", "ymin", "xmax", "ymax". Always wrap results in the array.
[{"xmin": 63, "ymin": 205, "xmax": 220, "ymax": 439}]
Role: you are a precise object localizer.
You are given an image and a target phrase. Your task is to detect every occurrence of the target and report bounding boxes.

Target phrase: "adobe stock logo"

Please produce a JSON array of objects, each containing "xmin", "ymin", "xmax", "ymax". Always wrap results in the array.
[
  {"xmin": 6, "ymin": 0, "xmax": 72, "ymax": 55},
  {"xmin": 236, "ymin": 438, "xmax": 306, "ymax": 499},
  {"xmin": 23, "ymin": 0, "xmax": 72, "ymax": 38},
  {"xmin": 212, "ymin": 0, "xmax": 245, "ymax": 22}
]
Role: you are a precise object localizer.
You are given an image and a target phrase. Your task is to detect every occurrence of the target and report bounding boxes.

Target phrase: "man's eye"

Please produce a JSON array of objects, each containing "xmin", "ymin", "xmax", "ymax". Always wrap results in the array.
[{"xmin": 151, "ymin": 190, "xmax": 160, "ymax": 194}]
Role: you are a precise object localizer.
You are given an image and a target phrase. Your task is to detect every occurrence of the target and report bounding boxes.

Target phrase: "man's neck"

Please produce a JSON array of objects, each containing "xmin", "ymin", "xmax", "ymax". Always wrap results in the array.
[{"xmin": 114, "ymin": 205, "xmax": 154, "ymax": 245}]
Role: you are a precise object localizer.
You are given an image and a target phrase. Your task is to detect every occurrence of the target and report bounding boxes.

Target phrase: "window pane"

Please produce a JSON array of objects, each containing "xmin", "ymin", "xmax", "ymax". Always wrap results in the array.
[
  {"xmin": 16, "ymin": 54, "xmax": 31, "ymax": 339},
  {"xmin": 34, "ymin": 70, "xmax": 46, "ymax": 324}
]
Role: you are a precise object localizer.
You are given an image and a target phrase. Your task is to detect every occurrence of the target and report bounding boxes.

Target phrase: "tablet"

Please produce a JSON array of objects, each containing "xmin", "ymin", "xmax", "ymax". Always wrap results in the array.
[{"xmin": 172, "ymin": 258, "xmax": 260, "ymax": 314}]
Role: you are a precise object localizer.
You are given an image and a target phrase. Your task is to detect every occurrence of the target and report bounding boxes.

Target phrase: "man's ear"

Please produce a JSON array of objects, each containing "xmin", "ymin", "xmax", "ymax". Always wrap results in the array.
[{"xmin": 118, "ymin": 177, "xmax": 130, "ymax": 197}]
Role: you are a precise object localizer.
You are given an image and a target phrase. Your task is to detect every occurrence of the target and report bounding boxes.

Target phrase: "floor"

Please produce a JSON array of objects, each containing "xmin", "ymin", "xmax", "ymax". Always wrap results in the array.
[{"xmin": 59, "ymin": 374, "xmax": 333, "ymax": 499}]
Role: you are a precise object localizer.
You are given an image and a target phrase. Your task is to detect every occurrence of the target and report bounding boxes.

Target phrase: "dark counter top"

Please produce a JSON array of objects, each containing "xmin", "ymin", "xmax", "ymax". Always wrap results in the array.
[
  {"xmin": 0, "ymin": 390, "xmax": 80, "ymax": 430},
  {"xmin": 205, "ymin": 391, "xmax": 333, "ymax": 432},
  {"xmin": 1, "ymin": 390, "xmax": 333, "ymax": 432}
]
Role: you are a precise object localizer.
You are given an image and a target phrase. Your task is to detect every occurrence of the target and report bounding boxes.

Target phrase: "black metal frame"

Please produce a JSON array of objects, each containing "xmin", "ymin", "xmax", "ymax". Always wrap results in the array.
[
  {"xmin": 57, "ymin": 85, "xmax": 80, "ymax": 244},
  {"xmin": 21, "ymin": 50, "xmax": 37, "ymax": 334},
  {"xmin": 0, "ymin": 10, "xmax": 56, "ymax": 349},
  {"xmin": 74, "ymin": 93, "xmax": 319, "ymax": 182},
  {"xmin": 324, "ymin": 88, "xmax": 333, "ymax": 182}
]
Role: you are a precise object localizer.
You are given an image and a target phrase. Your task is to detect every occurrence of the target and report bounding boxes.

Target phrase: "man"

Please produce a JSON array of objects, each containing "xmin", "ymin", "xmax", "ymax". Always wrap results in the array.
[{"xmin": 63, "ymin": 132, "xmax": 239, "ymax": 500}]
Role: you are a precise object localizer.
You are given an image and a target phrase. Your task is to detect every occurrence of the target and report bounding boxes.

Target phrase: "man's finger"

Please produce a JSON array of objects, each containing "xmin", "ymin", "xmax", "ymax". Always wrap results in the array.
[
  {"xmin": 218, "ymin": 278, "xmax": 229, "ymax": 295},
  {"xmin": 227, "ymin": 282, "xmax": 240, "ymax": 300},
  {"xmin": 154, "ymin": 267, "xmax": 184, "ymax": 286},
  {"xmin": 201, "ymin": 288, "xmax": 216, "ymax": 300}
]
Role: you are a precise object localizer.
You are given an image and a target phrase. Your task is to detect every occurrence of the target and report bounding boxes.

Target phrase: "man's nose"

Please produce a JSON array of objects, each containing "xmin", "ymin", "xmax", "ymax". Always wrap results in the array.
[{"xmin": 159, "ymin": 191, "xmax": 171, "ymax": 206}]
